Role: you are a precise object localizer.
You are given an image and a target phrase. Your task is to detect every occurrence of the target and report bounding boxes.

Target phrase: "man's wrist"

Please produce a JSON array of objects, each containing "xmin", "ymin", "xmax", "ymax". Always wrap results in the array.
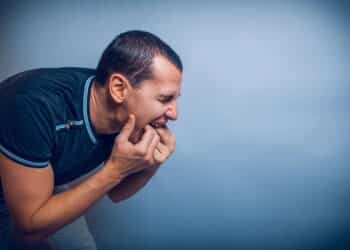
[{"xmin": 97, "ymin": 162, "xmax": 124, "ymax": 188}]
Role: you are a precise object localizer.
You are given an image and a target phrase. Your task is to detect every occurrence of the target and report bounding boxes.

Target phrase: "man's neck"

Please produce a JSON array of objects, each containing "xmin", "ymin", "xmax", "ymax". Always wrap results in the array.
[{"xmin": 89, "ymin": 80, "xmax": 122, "ymax": 135}]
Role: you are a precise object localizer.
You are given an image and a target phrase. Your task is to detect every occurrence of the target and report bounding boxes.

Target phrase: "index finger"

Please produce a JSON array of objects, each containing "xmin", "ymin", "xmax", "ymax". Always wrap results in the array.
[
  {"xmin": 155, "ymin": 126, "xmax": 175, "ymax": 146},
  {"xmin": 135, "ymin": 125, "xmax": 156, "ymax": 152}
]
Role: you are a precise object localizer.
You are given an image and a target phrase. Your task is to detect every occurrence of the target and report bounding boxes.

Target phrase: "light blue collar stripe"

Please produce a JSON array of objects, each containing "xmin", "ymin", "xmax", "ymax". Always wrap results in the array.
[
  {"xmin": 0, "ymin": 143, "xmax": 49, "ymax": 167},
  {"xmin": 83, "ymin": 76, "xmax": 97, "ymax": 144}
]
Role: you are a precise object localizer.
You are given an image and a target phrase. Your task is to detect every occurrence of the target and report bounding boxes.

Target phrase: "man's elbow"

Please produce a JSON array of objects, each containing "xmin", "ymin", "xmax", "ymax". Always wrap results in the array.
[
  {"xmin": 108, "ymin": 192, "xmax": 121, "ymax": 203},
  {"xmin": 107, "ymin": 192, "xmax": 129, "ymax": 203},
  {"xmin": 15, "ymin": 220, "xmax": 50, "ymax": 243},
  {"xmin": 21, "ymin": 231, "xmax": 48, "ymax": 243},
  {"xmin": 12, "ymin": 229, "xmax": 52, "ymax": 249}
]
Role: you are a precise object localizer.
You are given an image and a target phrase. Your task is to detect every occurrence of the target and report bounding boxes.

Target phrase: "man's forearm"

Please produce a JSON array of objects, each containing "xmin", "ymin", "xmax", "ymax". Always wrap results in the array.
[
  {"xmin": 23, "ymin": 165, "xmax": 120, "ymax": 241},
  {"xmin": 108, "ymin": 166, "xmax": 158, "ymax": 203}
]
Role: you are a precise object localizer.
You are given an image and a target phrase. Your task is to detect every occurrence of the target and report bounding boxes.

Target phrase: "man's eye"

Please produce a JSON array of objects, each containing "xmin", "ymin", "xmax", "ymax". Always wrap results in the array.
[{"xmin": 159, "ymin": 96, "xmax": 172, "ymax": 103}]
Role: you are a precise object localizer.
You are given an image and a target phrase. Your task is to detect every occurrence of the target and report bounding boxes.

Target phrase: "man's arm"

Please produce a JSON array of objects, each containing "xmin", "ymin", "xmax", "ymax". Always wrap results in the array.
[
  {"xmin": 0, "ymin": 152, "xmax": 120, "ymax": 241},
  {"xmin": 0, "ymin": 115, "xmax": 161, "ymax": 242},
  {"xmin": 108, "ymin": 165, "xmax": 159, "ymax": 203}
]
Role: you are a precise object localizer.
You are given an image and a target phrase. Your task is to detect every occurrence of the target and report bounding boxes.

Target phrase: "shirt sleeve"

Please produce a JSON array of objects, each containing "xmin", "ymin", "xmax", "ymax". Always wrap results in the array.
[{"xmin": 0, "ymin": 95, "xmax": 54, "ymax": 168}]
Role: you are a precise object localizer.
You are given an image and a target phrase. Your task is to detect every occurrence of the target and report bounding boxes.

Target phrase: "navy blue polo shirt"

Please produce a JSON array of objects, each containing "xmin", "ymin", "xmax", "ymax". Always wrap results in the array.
[{"xmin": 0, "ymin": 67, "xmax": 117, "ymax": 185}]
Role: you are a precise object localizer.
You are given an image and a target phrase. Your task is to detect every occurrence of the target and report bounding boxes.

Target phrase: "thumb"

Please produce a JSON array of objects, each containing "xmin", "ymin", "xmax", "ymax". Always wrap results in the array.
[{"xmin": 118, "ymin": 114, "xmax": 136, "ymax": 141}]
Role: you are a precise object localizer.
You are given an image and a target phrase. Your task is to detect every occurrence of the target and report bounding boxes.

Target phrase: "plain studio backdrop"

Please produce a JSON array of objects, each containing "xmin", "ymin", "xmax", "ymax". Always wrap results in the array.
[{"xmin": 1, "ymin": 1, "xmax": 349, "ymax": 250}]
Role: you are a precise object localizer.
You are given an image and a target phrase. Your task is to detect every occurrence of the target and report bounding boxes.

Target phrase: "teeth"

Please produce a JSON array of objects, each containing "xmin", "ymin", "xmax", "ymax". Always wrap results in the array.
[
  {"xmin": 151, "ymin": 122, "xmax": 161, "ymax": 128},
  {"xmin": 150, "ymin": 120, "xmax": 167, "ymax": 128}
]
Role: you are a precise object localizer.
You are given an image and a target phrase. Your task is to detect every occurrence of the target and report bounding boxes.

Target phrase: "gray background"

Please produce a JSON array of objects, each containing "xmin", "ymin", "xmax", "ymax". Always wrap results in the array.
[{"xmin": 1, "ymin": 1, "xmax": 350, "ymax": 249}]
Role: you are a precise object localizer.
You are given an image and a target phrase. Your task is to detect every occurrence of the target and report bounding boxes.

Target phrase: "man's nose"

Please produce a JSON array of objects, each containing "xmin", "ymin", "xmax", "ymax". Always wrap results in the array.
[{"xmin": 165, "ymin": 101, "xmax": 178, "ymax": 121}]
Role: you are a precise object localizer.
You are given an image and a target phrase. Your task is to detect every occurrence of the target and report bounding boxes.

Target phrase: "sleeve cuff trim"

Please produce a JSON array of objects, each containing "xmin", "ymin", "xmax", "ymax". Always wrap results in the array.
[{"xmin": 0, "ymin": 143, "xmax": 49, "ymax": 167}]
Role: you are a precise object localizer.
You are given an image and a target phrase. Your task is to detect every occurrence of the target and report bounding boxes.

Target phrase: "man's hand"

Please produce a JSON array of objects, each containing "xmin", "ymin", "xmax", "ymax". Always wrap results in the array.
[
  {"xmin": 104, "ymin": 114, "xmax": 161, "ymax": 182},
  {"xmin": 107, "ymin": 124, "xmax": 177, "ymax": 203},
  {"xmin": 153, "ymin": 125, "xmax": 176, "ymax": 163}
]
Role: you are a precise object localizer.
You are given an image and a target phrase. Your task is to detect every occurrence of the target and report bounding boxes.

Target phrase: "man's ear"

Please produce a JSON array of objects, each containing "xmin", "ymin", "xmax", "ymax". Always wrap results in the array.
[{"xmin": 107, "ymin": 73, "xmax": 131, "ymax": 103}]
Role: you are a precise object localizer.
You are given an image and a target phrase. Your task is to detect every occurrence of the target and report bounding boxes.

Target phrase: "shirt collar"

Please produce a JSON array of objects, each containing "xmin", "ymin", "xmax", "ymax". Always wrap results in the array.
[{"xmin": 83, "ymin": 75, "xmax": 98, "ymax": 144}]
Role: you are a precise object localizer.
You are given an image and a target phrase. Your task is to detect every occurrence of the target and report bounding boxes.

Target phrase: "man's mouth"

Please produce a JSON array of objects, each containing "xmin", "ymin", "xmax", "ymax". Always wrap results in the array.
[
  {"xmin": 129, "ymin": 121, "xmax": 166, "ymax": 144},
  {"xmin": 150, "ymin": 121, "xmax": 166, "ymax": 129}
]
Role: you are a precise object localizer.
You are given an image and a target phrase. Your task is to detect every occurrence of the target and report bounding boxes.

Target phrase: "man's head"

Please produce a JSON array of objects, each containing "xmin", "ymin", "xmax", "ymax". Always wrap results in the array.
[
  {"xmin": 96, "ymin": 30, "xmax": 182, "ymax": 87},
  {"xmin": 95, "ymin": 30, "xmax": 183, "ymax": 139}
]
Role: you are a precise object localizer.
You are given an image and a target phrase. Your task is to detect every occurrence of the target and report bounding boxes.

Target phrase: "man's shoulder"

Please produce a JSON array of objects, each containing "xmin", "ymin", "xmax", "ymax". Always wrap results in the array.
[
  {"xmin": 33, "ymin": 67, "xmax": 95, "ymax": 83},
  {"xmin": 1, "ymin": 67, "xmax": 95, "ymax": 95},
  {"xmin": 58, "ymin": 67, "xmax": 95, "ymax": 73},
  {"xmin": 0, "ymin": 67, "xmax": 95, "ymax": 121},
  {"xmin": 1, "ymin": 67, "xmax": 95, "ymax": 84},
  {"xmin": 56, "ymin": 67, "xmax": 96, "ymax": 76}
]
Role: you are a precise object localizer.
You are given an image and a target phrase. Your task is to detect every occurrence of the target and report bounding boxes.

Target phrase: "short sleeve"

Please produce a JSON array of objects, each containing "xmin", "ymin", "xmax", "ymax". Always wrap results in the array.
[{"xmin": 0, "ymin": 95, "xmax": 54, "ymax": 167}]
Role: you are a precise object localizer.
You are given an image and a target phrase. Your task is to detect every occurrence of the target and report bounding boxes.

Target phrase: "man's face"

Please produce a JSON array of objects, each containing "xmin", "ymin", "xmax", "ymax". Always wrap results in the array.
[{"xmin": 124, "ymin": 55, "xmax": 182, "ymax": 141}]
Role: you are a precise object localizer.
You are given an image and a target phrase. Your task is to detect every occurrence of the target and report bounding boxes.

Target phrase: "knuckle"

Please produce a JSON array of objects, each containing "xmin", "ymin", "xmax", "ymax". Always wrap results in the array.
[
  {"xmin": 137, "ymin": 147, "xmax": 147, "ymax": 156},
  {"xmin": 144, "ymin": 154, "xmax": 151, "ymax": 161},
  {"xmin": 155, "ymin": 134, "xmax": 160, "ymax": 143},
  {"xmin": 115, "ymin": 137, "xmax": 123, "ymax": 144},
  {"xmin": 144, "ymin": 152, "xmax": 154, "ymax": 162}
]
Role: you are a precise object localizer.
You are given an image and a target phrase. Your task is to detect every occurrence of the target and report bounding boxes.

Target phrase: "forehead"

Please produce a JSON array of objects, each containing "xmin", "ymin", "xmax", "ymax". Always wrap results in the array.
[{"xmin": 138, "ymin": 55, "xmax": 182, "ymax": 95}]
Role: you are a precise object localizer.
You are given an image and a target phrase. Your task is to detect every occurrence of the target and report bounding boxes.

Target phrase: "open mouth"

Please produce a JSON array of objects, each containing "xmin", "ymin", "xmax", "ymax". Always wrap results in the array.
[{"xmin": 150, "ymin": 121, "xmax": 166, "ymax": 129}]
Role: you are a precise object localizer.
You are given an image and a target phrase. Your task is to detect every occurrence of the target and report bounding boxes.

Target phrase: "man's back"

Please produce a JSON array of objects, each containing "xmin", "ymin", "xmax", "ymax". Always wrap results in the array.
[{"xmin": 0, "ymin": 67, "xmax": 115, "ymax": 185}]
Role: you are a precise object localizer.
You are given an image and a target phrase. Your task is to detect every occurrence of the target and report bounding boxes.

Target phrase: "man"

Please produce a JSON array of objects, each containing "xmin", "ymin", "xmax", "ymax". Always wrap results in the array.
[{"xmin": 0, "ymin": 30, "xmax": 183, "ymax": 249}]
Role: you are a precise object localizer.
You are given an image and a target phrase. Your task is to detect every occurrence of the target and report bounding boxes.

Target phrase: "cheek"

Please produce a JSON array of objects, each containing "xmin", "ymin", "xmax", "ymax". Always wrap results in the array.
[{"xmin": 139, "ymin": 103, "xmax": 165, "ymax": 126}]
